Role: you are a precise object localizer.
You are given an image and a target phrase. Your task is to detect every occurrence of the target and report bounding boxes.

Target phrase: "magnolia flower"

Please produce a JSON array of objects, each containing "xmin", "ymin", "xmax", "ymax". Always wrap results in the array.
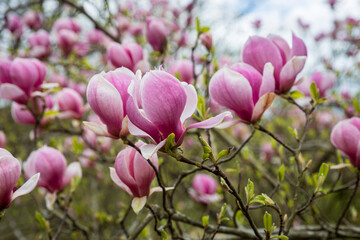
[
  {"xmin": 0, "ymin": 58, "xmax": 46, "ymax": 104},
  {"xmin": 27, "ymin": 30, "xmax": 51, "ymax": 58},
  {"xmin": 84, "ymin": 67, "xmax": 134, "ymax": 138},
  {"xmin": 189, "ymin": 174, "xmax": 221, "ymax": 204},
  {"xmin": 242, "ymin": 33, "xmax": 307, "ymax": 93},
  {"xmin": 168, "ymin": 59, "xmax": 194, "ymax": 84},
  {"xmin": 107, "ymin": 42, "xmax": 143, "ymax": 72},
  {"xmin": 146, "ymin": 17, "xmax": 167, "ymax": 52},
  {"xmin": 209, "ymin": 63, "xmax": 276, "ymax": 124},
  {"xmin": 110, "ymin": 141, "xmax": 166, "ymax": 213},
  {"xmin": 56, "ymin": 88, "xmax": 84, "ymax": 119},
  {"xmin": 296, "ymin": 71, "xmax": 336, "ymax": 98},
  {"xmin": 24, "ymin": 146, "xmax": 82, "ymax": 193},
  {"xmin": 0, "ymin": 148, "xmax": 40, "ymax": 211},
  {"xmin": 331, "ymin": 118, "xmax": 360, "ymax": 168},
  {"xmin": 127, "ymin": 69, "xmax": 231, "ymax": 158}
]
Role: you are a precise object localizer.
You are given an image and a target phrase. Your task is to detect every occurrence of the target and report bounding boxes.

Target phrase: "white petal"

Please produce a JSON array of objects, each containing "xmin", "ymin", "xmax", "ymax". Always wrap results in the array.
[
  {"xmin": 83, "ymin": 121, "xmax": 114, "ymax": 138},
  {"xmin": 11, "ymin": 173, "xmax": 40, "ymax": 201},
  {"xmin": 139, "ymin": 140, "xmax": 166, "ymax": 159},
  {"xmin": 45, "ymin": 192, "xmax": 57, "ymax": 211},
  {"xmin": 131, "ymin": 196, "xmax": 147, "ymax": 214},
  {"xmin": 149, "ymin": 186, "xmax": 174, "ymax": 196}
]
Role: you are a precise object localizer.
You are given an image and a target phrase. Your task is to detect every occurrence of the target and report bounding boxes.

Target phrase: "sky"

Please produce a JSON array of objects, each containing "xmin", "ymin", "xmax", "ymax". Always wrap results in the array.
[{"xmin": 199, "ymin": 0, "xmax": 360, "ymax": 75}]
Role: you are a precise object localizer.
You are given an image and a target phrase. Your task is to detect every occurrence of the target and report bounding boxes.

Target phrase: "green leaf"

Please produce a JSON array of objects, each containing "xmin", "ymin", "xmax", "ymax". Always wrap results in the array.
[
  {"xmin": 165, "ymin": 133, "xmax": 175, "ymax": 152},
  {"xmin": 249, "ymin": 195, "xmax": 266, "ymax": 205},
  {"xmin": 195, "ymin": 17, "xmax": 201, "ymax": 33},
  {"xmin": 278, "ymin": 165, "xmax": 285, "ymax": 182},
  {"xmin": 271, "ymin": 235, "xmax": 289, "ymax": 240},
  {"xmin": 217, "ymin": 149, "xmax": 230, "ymax": 161},
  {"xmin": 35, "ymin": 211, "xmax": 47, "ymax": 229},
  {"xmin": 197, "ymin": 95, "xmax": 206, "ymax": 119},
  {"xmin": 161, "ymin": 229, "xmax": 168, "ymax": 240},
  {"xmin": 290, "ymin": 90, "xmax": 304, "ymax": 99},
  {"xmin": 201, "ymin": 26, "xmax": 210, "ymax": 33},
  {"xmin": 199, "ymin": 136, "xmax": 212, "ymax": 160},
  {"xmin": 70, "ymin": 176, "xmax": 81, "ymax": 193},
  {"xmin": 315, "ymin": 163, "xmax": 329, "ymax": 192},
  {"xmin": 310, "ymin": 82, "xmax": 319, "ymax": 101},
  {"xmin": 43, "ymin": 110, "xmax": 59, "ymax": 118},
  {"xmin": 202, "ymin": 216, "xmax": 209, "ymax": 227},
  {"xmin": 352, "ymin": 98, "xmax": 360, "ymax": 113},
  {"xmin": 219, "ymin": 203, "xmax": 227, "ymax": 219},
  {"xmin": 245, "ymin": 179, "xmax": 255, "ymax": 204},
  {"xmin": 174, "ymin": 71, "xmax": 181, "ymax": 80},
  {"xmin": 288, "ymin": 127, "xmax": 298, "ymax": 140},
  {"xmin": 263, "ymin": 211, "xmax": 273, "ymax": 233}
]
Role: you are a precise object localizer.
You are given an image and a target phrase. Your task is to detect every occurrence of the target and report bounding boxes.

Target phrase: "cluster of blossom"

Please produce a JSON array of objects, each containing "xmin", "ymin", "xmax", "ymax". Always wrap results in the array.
[{"xmin": 1, "ymin": 0, "xmax": 358, "ymax": 222}]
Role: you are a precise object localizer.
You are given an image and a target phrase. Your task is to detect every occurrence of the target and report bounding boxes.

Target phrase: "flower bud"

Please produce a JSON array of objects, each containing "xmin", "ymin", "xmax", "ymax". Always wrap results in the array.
[
  {"xmin": 6, "ymin": 14, "xmax": 23, "ymax": 37},
  {"xmin": 86, "ymin": 29, "xmax": 104, "ymax": 45},
  {"xmin": 0, "ymin": 58, "xmax": 46, "ymax": 104},
  {"xmin": 23, "ymin": 11, "xmax": 42, "ymax": 30},
  {"xmin": 146, "ymin": 17, "xmax": 167, "ymax": 52},
  {"xmin": 189, "ymin": 174, "xmax": 221, "ymax": 204},
  {"xmin": 56, "ymin": 88, "xmax": 84, "ymax": 119},
  {"xmin": 27, "ymin": 30, "xmax": 51, "ymax": 58},
  {"xmin": 107, "ymin": 42, "xmax": 143, "ymax": 72},
  {"xmin": 56, "ymin": 29, "xmax": 78, "ymax": 55},
  {"xmin": 24, "ymin": 146, "xmax": 81, "ymax": 193},
  {"xmin": 200, "ymin": 32, "xmax": 213, "ymax": 51},
  {"xmin": 242, "ymin": 33, "xmax": 307, "ymax": 93},
  {"xmin": 53, "ymin": 18, "xmax": 81, "ymax": 33},
  {"xmin": 168, "ymin": 59, "xmax": 194, "ymax": 84}
]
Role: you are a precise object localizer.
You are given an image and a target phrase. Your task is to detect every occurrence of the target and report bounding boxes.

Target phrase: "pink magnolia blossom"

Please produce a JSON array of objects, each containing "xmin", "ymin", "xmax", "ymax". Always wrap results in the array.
[
  {"xmin": 261, "ymin": 142, "xmax": 275, "ymax": 162},
  {"xmin": 6, "ymin": 14, "xmax": 23, "ymax": 37},
  {"xmin": 0, "ymin": 131, "xmax": 6, "ymax": 148},
  {"xmin": 209, "ymin": 63, "xmax": 276, "ymax": 124},
  {"xmin": 23, "ymin": 11, "xmax": 42, "ymax": 30},
  {"xmin": 168, "ymin": 59, "xmax": 194, "ymax": 84},
  {"xmin": 56, "ymin": 29, "xmax": 78, "ymax": 55},
  {"xmin": 189, "ymin": 174, "xmax": 221, "ymax": 204},
  {"xmin": 242, "ymin": 33, "xmax": 307, "ymax": 93},
  {"xmin": 86, "ymin": 29, "xmax": 105, "ymax": 45},
  {"xmin": 85, "ymin": 67, "xmax": 134, "ymax": 138},
  {"xmin": 56, "ymin": 88, "xmax": 84, "ymax": 119},
  {"xmin": 0, "ymin": 148, "xmax": 40, "ymax": 210},
  {"xmin": 74, "ymin": 42, "xmax": 90, "ymax": 57},
  {"xmin": 127, "ymin": 69, "xmax": 231, "ymax": 158},
  {"xmin": 24, "ymin": 146, "xmax": 82, "ymax": 193},
  {"xmin": 27, "ymin": 30, "xmax": 51, "ymax": 58},
  {"xmin": 53, "ymin": 18, "xmax": 81, "ymax": 33},
  {"xmin": 331, "ymin": 118, "xmax": 360, "ymax": 168},
  {"xmin": 296, "ymin": 71, "xmax": 336, "ymax": 98},
  {"xmin": 146, "ymin": 17, "xmax": 167, "ymax": 52},
  {"xmin": 48, "ymin": 73, "xmax": 68, "ymax": 87},
  {"xmin": 107, "ymin": 42, "xmax": 143, "ymax": 72},
  {"xmin": 199, "ymin": 32, "xmax": 213, "ymax": 51},
  {"xmin": 0, "ymin": 58, "xmax": 46, "ymax": 104},
  {"xmin": 110, "ymin": 140, "xmax": 161, "ymax": 213}
]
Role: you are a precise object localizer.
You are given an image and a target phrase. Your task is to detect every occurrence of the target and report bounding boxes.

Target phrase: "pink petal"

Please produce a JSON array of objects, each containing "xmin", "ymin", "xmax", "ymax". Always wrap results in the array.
[
  {"xmin": 131, "ymin": 196, "xmax": 147, "ymax": 214},
  {"xmin": 268, "ymin": 34, "xmax": 291, "ymax": 64},
  {"xmin": 259, "ymin": 63, "xmax": 275, "ymax": 97},
  {"xmin": 0, "ymin": 84, "xmax": 28, "ymax": 104},
  {"xmin": 331, "ymin": 119, "xmax": 360, "ymax": 160},
  {"xmin": 186, "ymin": 111, "xmax": 232, "ymax": 130},
  {"xmin": 62, "ymin": 162, "xmax": 82, "ymax": 188},
  {"xmin": 83, "ymin": 121, "xmax": 115, "ymax": 138},
  {"xmin": 141, "ymin": 70, "xmax": 186, "ymax": 138},
  {"xmin": 180, "ymin": 82, "xmax": 198, "ymax": 123},
  {"xmin": 291, "ymin": 32, "xmax": 307, "ymax": 57},
  {"xmin": 109, "ymin": 167, "xmax": 133, "ymax": 196},
  {"xmin": 278, "ymin": 56, "xmax": 306, "ymax": 93},
  {"xmin": 209, "ymin": 68, "xmax": 254, "ymax": 122},
  {"xmin": 86, "ymin": 73, "xmax": 124, "ymax": 137},
  {"xmin": 126, "ymin": 97, "xmax": 162, "ymax": 142},
  {"xmin": 242, "ymin": 36, "xmax": 283, "ymax": 79}
]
